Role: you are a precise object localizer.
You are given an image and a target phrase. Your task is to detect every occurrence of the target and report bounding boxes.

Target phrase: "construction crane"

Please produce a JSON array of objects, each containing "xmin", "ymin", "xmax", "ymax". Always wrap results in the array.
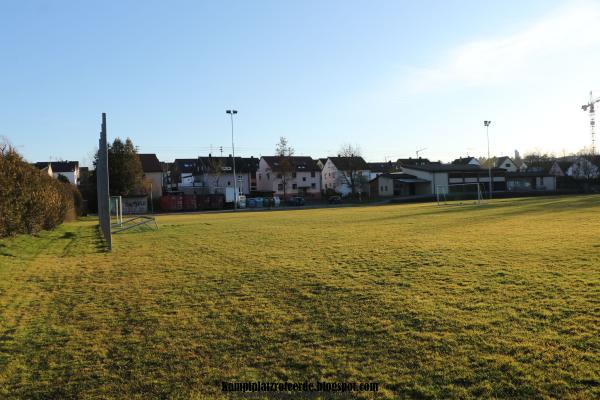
[
  {"xmin": 416, "ymin": 147, "xmax": 427, "ymax": 158},
  {"xmin": 581, "ymin": 91, "xmax": 600, "ymax": 154}
]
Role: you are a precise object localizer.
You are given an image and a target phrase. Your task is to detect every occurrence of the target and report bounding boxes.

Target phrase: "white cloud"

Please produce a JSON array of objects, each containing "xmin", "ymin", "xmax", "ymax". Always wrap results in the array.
[{"xmin": 408, "ymin": 1, "xmax": 600, "ymax": 92}]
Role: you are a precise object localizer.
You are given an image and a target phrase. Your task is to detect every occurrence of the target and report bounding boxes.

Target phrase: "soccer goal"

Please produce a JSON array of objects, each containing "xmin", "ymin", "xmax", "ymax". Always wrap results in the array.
[
  {"xmin": 109, "ymin": 195, "xmax": 123, "ymax": 227},
  {"xmin": 436, "ymin": 183, "xmax": 483, "ymax": 206}
]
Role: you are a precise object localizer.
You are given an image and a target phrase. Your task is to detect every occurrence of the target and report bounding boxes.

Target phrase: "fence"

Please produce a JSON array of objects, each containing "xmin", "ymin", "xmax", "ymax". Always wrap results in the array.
[{"xmin": 97, "ymin": 113, "xmax": 112, "ymax": 250}]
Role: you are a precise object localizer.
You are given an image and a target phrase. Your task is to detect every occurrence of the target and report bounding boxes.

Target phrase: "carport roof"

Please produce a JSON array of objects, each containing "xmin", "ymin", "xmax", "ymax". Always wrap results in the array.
[{"xmin": 371, "ymin": 173, "xmax": 430, "ymax": 183}]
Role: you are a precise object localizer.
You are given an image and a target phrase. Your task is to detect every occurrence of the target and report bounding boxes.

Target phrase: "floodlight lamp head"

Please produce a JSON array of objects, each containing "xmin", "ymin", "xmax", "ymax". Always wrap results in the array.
[
  {"xmin": 484, "ymin": 120, "xmax": 491, "ymax": 127},
  {"xmin": 226, "ymin": 109, "xmax": 238, "ymax": 115}
]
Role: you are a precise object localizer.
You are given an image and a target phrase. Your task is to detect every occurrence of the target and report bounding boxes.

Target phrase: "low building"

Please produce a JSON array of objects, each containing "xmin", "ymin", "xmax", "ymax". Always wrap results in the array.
[
  {"xmin": 400, "ymin": 164, "xmax": 507, "ymax": 195},
  {"xmin": 257, "ymin": 156, "xmax": 321, "ymax": 199},
  {"xmin": 505, "ymin": 171, "xmax": 556, "ymax": 192},
  {"xmin": 369, "ymin": 173, "xmax": 430, "ymax": 197}
]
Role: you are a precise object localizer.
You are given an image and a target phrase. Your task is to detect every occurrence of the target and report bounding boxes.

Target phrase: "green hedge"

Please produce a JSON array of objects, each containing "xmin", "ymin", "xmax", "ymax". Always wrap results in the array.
[{"xmin": 0, "ymin": 143, "xmax": 80, "ymax": 237}]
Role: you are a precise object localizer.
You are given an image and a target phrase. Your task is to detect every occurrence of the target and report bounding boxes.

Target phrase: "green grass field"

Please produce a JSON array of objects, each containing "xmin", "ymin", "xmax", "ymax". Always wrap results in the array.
[{"xmin": 1, "ymin": 196, "xmax": 599, "ymax": 399}]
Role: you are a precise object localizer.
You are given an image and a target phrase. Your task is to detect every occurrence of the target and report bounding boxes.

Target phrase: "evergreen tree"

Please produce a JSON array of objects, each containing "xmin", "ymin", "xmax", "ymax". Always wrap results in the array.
[{"xmin": 105, "ymin": 137, "xmax": 144, "ymax": 196}]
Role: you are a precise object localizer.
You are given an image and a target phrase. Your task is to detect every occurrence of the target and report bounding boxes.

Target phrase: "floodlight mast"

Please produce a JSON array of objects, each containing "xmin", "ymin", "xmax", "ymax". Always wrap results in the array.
[
  {"xmin": 484, "ymin": 120, "xmax": 492, "ymax": 199},
  {"xmin": 226, "ymin": 109, "xmax": 238, "ymax": 210}
]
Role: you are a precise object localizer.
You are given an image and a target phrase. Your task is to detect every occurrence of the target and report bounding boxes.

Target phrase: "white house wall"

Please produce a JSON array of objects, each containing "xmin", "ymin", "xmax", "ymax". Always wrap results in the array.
[
  {"xmin": 257, "ymin": 158, "xmax": 321, "ymax": 197},
  {"xmin": 321, "ymin": 159, "xmax": 370, "ymax": 196},
  {"xmin": 53, "ymin": 171, "xmax": 77, "ymax": 185}
]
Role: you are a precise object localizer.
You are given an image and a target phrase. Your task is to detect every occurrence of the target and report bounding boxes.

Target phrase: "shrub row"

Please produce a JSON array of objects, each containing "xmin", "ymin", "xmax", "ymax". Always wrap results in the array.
[{"xmin": 0, "ymin": 142, "xmax": 80, "ymax": 237}]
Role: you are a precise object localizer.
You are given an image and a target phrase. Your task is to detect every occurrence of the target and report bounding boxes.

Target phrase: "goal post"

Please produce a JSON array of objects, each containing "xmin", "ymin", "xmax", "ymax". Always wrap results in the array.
[
  {"xmin": 436, "ymin": 183, "xmax": 483, "ymax": 206},
  {"xmin": 110, "ymin": 195, "xmax": 123, "ymax": 227}
]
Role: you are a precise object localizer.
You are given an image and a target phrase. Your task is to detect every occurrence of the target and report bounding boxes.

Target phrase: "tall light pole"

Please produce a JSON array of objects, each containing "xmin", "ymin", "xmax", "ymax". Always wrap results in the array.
[
  {"xmin": 226, "ymin": 109, "xmax": 238, "ymax": 210},
  {"xmin": 484, "ymin": 120, "xmax": 492, "ymax": 199}
]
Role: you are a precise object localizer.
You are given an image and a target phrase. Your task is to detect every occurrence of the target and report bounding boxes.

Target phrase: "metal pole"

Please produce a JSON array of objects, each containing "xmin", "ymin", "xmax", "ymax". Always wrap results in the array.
[
  {"xmin": 485, "ymin": 121, "xmax": 493, "ymax": 199},
  {"xmin": 150, "ymin": 182, "xmax": 153, "ymax": 213},
  {"xmin": 227, "ymin": 110, "xmax": 238, "ymax": 210}
]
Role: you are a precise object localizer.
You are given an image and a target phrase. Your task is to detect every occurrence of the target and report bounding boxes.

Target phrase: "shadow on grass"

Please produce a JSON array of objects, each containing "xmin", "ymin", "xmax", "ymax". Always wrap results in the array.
[
  {"xmin": 94, "ymin": 225, "xmax": 111, "ymax": 253},
  {"xmin": 0, "ymin": 243, "xmax": 15, "ymax": 257}
]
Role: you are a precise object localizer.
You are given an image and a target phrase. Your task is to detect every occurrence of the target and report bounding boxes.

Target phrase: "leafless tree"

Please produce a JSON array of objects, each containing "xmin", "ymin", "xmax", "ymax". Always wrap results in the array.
[
  {"xmin": 523, "ymin": 151, "xmax": 554, "ymax": 169},
  {"xmin": 169, "ymin": 163, "xmax": 182, "ymax": 190},
  {"xmin": 572, "ymin": 149, "xmax": 600, "ymax": 191},
  {"xmin": 337, "ymin": 144, "xmax": 368, "ymax": 198},
  {"xmin": 194, "ymin": 156, "xmax": 226, "ymax": 191},
  {"xmin": 275, "ymin": 137, "xmax": 295, "ymax": 199}
]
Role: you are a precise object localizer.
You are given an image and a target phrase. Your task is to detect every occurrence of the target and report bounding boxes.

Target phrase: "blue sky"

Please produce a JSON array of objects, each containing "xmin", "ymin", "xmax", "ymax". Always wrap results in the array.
[{"xmin": 1, "ymin": 0, "xmax": 598, "ymax": 166}]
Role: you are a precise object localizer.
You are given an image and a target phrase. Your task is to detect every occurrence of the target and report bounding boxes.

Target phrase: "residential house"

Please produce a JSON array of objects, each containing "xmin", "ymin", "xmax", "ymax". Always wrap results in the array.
[
  {"xmin": 451, "ymin": 156, "xmax": 481, "ymax": 166},
  {"xmin": 397, "ymin": 157, "xmax": 435, "ymax": 167},
  {"xmin": 257, "ymin": 156, "xmax": 321, "ymax": 199},
  {"xmin": 194, "ymin": 155, "xmax": 259, "ymax": 195},
  {"xmin": 367, "ymin": 161, "xmax": 399, "ymax": 180},
  {"xmin": 79, "ymin": 167, "xmax": 90, "ymax": 183},
  {"xmin": 565, "ymin": 156, "xmax": 600, "ymax": 179},
  {"xmin": 138, "ymin": 153, "xmax": 163, "ymax": 199},
  {"xmin": 369, "ymin": 173, "xmax": 430, "ymax": 197},
  {"xmin": 33, "ymin": 162, "xmax": 53, "ymax": 177},
  {"xmin": 316, "ymin": 158, "xmax": 328, "ymax": 170},
  {"xmin": 495, "ymin": 156, "xmax": 520, "ymax": 172},
  {"xmin": 34, "ymin": 161, "xmax": 80, "ymax": 185},
  {"xmin": 170, "ymin": 158, "xmax": 197, "ymax": 188},
  {"xmin": 170, "ymin": 156, "xmax": 258, "ymax": 195},
  {"xmin": 321, "ymin": 156, "xmax": 371, "ymax": 197}
]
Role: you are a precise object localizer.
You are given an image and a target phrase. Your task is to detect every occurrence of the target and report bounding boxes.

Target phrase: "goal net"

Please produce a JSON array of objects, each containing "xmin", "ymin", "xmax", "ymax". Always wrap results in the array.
[{"xmin": 436, "ymin": 183, "xmax": 483, "ymax": 206}]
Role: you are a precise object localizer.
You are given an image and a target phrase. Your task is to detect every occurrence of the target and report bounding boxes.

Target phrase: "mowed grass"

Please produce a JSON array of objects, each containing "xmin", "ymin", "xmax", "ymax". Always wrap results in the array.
[{"xmin": 0, "ymin": 196, "xmax": 599, "ymax": 399}]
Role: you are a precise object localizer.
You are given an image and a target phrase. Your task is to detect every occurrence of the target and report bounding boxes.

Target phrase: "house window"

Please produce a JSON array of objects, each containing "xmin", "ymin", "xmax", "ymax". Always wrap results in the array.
[
  {"xmin": 258, "ymin": 174, "xmax": 261, "ymax": 180},
  {"xmin": 381, "ymin": 186, "xmax": 384, "ymax": 191},
  {"xmin": 267, "ymin": 173, "xmax": 270, "ymax": 180},
  {"xmin": 292, "ymin": 184, "xmax": 297, "ymax": 189},
  {"xmin": 505, "ymin": 163, "xmax": 510, "ymax": 167},
  {"xmin": 278, "ymin": 183, "xmax": 283, "ymax": 190},
  {"xmin": 277, "ymin": 173, "xmax": 282, "ymax": 179},
  {"xmin": 302, "ymin": 177, "xmax": 306, "ymax": 181},
  {"xmin": 311, "ymin": 171, "xmax": 315, "ymax": 177},
  {"xmin": 311, "ymin": 183, "xmax": 316, "ymax": 189},
  {"xmin": 292, "ymin": 172, "xmax": 297, "ymax": 178}
]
